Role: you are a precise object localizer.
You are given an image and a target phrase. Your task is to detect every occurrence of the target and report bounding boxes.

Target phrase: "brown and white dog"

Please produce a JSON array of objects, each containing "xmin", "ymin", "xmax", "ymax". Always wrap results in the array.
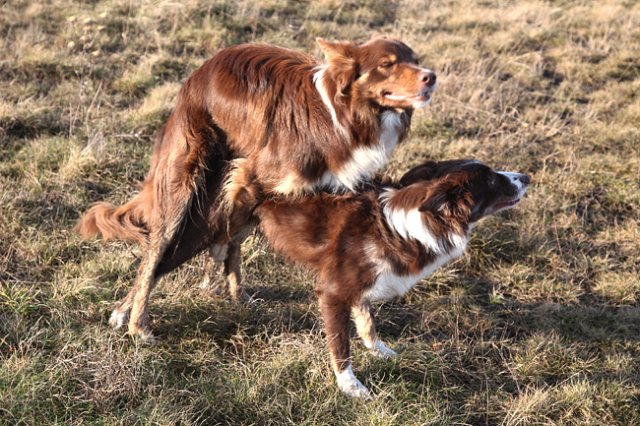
[
  {"xmin": 250, "ymin": 159, "xmax": 530, "ymax": 398},
  {"xmin": 75, "ymin": 38, "xmax": 437, "ymax": 341}
]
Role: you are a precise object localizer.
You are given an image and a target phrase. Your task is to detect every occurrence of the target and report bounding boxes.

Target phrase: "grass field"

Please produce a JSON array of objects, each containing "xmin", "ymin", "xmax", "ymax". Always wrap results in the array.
[{"xmin": 1, "ymin": 0, "xmax": 640, "ymax": 424}]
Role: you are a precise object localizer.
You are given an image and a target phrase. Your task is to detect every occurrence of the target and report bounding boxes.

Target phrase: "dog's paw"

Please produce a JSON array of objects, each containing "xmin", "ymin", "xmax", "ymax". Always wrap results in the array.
[
  {"xmin": 240, "ymin": 291, "xmax": 260, "ymax": 305},
  {"xmin": 127, "ymin": 313, "xmax": 156, "ymax": 344},
  {"xmin": 128, "ymin": 325, "xmax": 156, "ymax": 345},
  {"xmin": 335, "ymin": 365, "xmax": 372, "ymax": 400},
  {"xmin": 109, "ymin": 307, "xmax": 130, "ymax": 330},
  {"xmin": 139, "ymin": 331, "xmax": 157, "ymax": 345},
  {"xmin": 370, "ymin": 340, "xmax": 397, "ymax": 359}
]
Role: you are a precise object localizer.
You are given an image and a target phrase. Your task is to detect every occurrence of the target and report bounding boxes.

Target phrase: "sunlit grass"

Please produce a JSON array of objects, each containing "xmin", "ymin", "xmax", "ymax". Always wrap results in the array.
[{"xmin": 1, "ymin": 0, "xmax": 639, "ymax": 424}]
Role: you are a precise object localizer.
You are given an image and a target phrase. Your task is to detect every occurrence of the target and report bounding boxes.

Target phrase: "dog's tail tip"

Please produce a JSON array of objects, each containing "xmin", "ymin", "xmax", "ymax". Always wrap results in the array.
[
  {"xmin": 75, "ymin": 200, "xmax": 147, "ymax": 244},
  {"xmin": 75, "ymin": 202, "xmax": 110, "ymax": 239}
]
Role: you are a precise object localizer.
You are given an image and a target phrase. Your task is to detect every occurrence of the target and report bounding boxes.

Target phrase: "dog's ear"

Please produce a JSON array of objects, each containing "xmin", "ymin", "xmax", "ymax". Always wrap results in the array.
[
  {"xmin": 399, "ymin": 161, "xmax": 438, "ymax": 186},
  {"xmin": 316, "ymin": 38, "xmax": 359, "ymax": 97},
  {"xmin": 317, "ymin": 38, "xmax": 354, "ymax": 63},
  {"xmin": 419, "ymin": 181, "xmax": 470, "ymax": 218}
]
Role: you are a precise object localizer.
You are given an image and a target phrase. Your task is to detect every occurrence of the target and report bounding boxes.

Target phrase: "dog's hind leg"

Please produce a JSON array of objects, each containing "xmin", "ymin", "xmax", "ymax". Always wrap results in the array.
[
  {"xmin": 128, "ymin": 177, "xmax": 201, "ymax": 340},
  {"xmin": 199, "ymin": 243, "xmax": 228, "ymax": 293},
  {"xmin": 108, "ymin": 226, "xmax": 175, "ymax": 342},
  {"xmin": 351, "ymin": 301, "xmax": 397, "ymax": 359},
  {"xmin": 224, "ymin": 239, "xmax": 254, "ymax": 303},
  {"xmin": 200, "ymin": 240, "xmax": 253, "ymax": 303},
  {"xmin": 126, "ymin": 236, "xmax": 166, "ymax": 342},
  {"xmin": 124, "ymin": 150, "xmax": 207, "ymax": 341},
  {"xmin": 108, "ymin": 238, "xmax": 165, "ymax": 342}
]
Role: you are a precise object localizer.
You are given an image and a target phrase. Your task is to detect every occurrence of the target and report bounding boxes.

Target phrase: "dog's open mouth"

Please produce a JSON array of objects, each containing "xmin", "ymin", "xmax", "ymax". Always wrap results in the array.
[
  {"xmin": 382, "ymin": 91, "xmax": 431, "ymax": 103},
  {"xmin": 494, "ymin": 197, "xmax": 521, "ymax": 211}
]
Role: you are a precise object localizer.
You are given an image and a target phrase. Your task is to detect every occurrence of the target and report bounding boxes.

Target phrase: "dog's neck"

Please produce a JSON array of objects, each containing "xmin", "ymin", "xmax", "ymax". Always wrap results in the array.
[
  {"xmin": 313, "ymin": 66, "xmax": 350, "ymax": 138},
  {"xmin": 378, "ymin": 185, "xmax": 472, "ymax": 256}
]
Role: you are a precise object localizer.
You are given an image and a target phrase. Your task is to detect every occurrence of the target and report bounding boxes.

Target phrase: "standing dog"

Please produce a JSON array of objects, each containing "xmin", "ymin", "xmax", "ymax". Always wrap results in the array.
[
  {"xmin": 249, "ymin": 159, "xmax": 530, "ymax": 398},
  {"xmin": 76, "ymin": 37, "xmax": 437, "ymax": 341}
]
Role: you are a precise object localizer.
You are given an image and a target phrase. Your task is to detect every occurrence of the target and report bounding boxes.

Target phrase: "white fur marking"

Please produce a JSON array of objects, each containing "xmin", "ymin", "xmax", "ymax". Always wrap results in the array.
[
  {"xmin": 209, "ymin": 244, "xmax": 228, "ymax": 262},
  {"xmin": 109, "ymin": 309, "xmax": 129, "ymax": 330},
  {"xmin": 273, "ymin": 172, "xmax": 316, "ymax": 195},
  {"xmin": 321, "ymin": 111, "xmax": 403, "ymax": 192},
  {"xmin": 379, "ymin": 110, "xmax": 404, "ymax": 156},
  {"xmin": 365, "ymin": 197, "xmax": 469, "ymax": 302},
  {"xmin": 313, "ymin": 66, "xmax": 348, "ymax": 138},
  {"xmin": 335, "ymin": 364, "xmax": 371, "ymax": 399},
  {"xmin": 412, "ymin": 80, "xmax": 438, "ymax": 109},
  {"xmin": 498, "ymin": 171, "xmax": 528, "ymax": 198},
  {"xmin": 364, "ymin": 246, "xmax": 465, "ymax": 302},
  {"xmin": 380, "ymin": 189, "xmax": 446, "ymax": 254},
  {"xmin": 369, "ymin": 340, "xmax": 397, "ymax": 358}
]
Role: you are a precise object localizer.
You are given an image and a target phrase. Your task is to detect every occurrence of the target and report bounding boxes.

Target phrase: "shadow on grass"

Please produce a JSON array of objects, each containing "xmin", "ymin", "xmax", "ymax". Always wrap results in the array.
[
  {"xmin": 146, "ymin": 252, "xmax": 640, "ymax": 350},
  {"xmin": 15, "ymin": 197, "xmax": 79, "ymax": 230},
  {"xmin": 152, "ymin": 294, "xmax": 319, "ymax": 347},
  {"xmin": 0, "ymin": 113, "xmax": 67, "ymax": 140}
]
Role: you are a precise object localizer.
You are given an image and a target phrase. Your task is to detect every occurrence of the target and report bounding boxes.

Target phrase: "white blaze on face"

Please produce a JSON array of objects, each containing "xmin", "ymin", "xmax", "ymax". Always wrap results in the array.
[{"xmin": 498, "ymin": 171, "xmax": 529, "ymax": 198}]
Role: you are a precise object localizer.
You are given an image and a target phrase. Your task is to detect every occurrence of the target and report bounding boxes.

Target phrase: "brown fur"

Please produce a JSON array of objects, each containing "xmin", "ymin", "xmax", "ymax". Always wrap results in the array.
[
  {"xmin": 74, "ymin": 200, "xmax": 148, "ymax": 245},
  {"xmin": 251, "ymin": 160, "xmax": 530, "ymax": 395},
  {"xmin": 75, "ymin": 37, "xmax": 435, "ymax": 340}
]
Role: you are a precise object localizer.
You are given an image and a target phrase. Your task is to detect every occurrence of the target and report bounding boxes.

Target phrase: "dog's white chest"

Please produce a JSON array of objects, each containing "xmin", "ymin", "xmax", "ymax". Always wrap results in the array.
[
  {"xmin": 364, "ymin": 247, "xmax": 465, "ymax": 302},
  {"xmin": 321, "ymin": 111, "xmax": 403, "ymax": 191}
]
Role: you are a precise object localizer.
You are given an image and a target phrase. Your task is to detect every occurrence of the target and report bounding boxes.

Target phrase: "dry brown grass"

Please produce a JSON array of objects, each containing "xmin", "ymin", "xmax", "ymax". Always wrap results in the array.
[{"xmin": 1, "ymin": 0, "xmax": 639, "ymax": 424}]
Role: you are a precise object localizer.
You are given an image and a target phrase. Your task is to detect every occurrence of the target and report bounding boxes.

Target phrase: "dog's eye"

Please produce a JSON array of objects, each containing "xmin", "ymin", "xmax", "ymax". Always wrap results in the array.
[{"xmin": 379, "ymin": 61, "xmax": 394, "ymax": 69}]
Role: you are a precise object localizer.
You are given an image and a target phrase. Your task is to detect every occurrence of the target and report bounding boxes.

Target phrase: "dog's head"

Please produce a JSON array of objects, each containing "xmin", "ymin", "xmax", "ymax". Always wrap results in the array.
[
  {"xmin": 317, "ymin": 36, "xmax": 436, "ymax": 110},
  {"xmin": 399, "ymin": 159, "xmax": 530, "ymax": 223}
]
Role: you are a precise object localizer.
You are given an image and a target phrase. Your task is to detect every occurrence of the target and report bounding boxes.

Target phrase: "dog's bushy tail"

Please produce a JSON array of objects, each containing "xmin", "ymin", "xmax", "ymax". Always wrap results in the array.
[{"xmin": 75, "ymin": 195, "xmax": 149, "ymax": 245}]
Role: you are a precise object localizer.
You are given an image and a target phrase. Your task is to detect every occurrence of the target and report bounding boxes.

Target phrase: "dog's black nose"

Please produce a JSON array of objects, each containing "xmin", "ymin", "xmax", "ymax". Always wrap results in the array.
[
  {"xmin": 420, "ymin": 70, "xmax": 436, "ymax": 87},
  {"xmin": 513, "ymin": 174, "xmax": 531, "ymax": 185}
]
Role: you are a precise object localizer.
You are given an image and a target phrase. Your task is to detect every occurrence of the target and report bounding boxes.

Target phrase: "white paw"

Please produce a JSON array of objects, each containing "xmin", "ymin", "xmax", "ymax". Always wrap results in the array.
[
  {"xmin": 127, "ymin": 324, "xmax": 157, "ymax": 345},
  {"xmin": 109, "ymin": 308, "xmax": 129, "ymax": 330},
  {"xmin": 335, "ymin": 365, "xmax": 372, "ymax": 400},
  {"xmin": 138, "ymin": 330, "xmax": 157, "ymax": 345},
  {"xmin": 242, "ymin": 291, "xmax": 259, "ymax": 305},
  {"xmin": 199, "ymin": 276, "xmax": 212, "ymax": 290},
  {"xmin": 370, "ymin": 340, "xmax": 397, "ymax": 359}
]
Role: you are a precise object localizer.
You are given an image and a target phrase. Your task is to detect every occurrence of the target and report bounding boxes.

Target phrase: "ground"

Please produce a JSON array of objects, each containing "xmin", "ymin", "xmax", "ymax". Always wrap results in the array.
[{"xmin": 1, "ymin": 0, "xmax": 639, "ymax": 424}]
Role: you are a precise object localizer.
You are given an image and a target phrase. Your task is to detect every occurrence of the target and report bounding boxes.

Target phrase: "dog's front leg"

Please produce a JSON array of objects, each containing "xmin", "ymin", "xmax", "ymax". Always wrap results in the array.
[
  {"xmin": 351, "ymin": 300, "xmax": 397, "ymax": 359},
  {"xmin": 318, "ymin": 296, "xmax": 371, "ymax": 399}
]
